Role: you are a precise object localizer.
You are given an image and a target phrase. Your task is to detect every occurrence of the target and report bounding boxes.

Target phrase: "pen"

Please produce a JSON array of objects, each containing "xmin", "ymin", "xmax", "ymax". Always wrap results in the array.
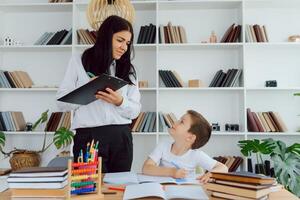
[
  {"xmin": 108, "ymin": 186, "xmax": 125, "ymax": 192},
  {"xmin": 171, "ymin": 161, "xmax": 180, "ymax": 169},
  {"xmin": 87, "ymin": 72, "xmax": 96, "ymax": 78}
]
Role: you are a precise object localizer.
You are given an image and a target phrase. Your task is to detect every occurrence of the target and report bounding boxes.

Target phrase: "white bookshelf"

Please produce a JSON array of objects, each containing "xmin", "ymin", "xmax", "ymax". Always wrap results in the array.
[{"xmin": 1, "ymin": 0, "xmax": 300, "ymax": 173}]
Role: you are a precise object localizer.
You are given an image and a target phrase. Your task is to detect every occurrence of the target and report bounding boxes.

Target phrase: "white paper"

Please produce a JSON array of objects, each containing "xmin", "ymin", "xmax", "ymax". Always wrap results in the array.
[
  {"xmin": 165, "ymin": 185, "xmax": 209, "ymax": 200},
  {"xmin": 103, "ymin": 171, "xmax": 139, "ymax": 185},
  {"xmin": 123, "ymin": 183, "xmax": 166, "ymax": 200}
]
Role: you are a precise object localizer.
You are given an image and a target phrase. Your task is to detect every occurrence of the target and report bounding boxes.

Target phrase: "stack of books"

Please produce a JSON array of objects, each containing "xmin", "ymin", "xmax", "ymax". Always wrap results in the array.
[
  {"xmin": 137, "ymin": 23, "xmax": 156, "ymax": 44},
  {"xmin": 213, "ymin": 156, "xmax": 243, "ymax": 172},
  {"xmin": 34, "ymin": 29, "xmax": 72, "ymax": 45},
  {"xmin": 131, "ymin": 112, "xmax": 156, "ymax": 133},
  {"xmin": 159, "ymin": 22, "xmax": 187, "ymax": 43},
  {"xmin": 0, "ymin": 111, "xmax": 26, "ymax": 131},
  {"xmin": 206, "ymin": 172, "xmax": 281, "ymax": 200},
  {"xmin": 220, "ymin": 23, "xmax": 242, "ymax": 43},
  {"xmin": 159, "ymin": 70, "xmax": 184, "ymax": 87},
  {"xmin": 159, "ymin": 112, "xmax": 178, "ymax": 132},
  {"xmin": 7, "ymin": 167, "xmax": 68, "ymax": 189},
  {"xmin": 0, "ymin": 70, "xmax": 34, "ymax": 88},
  {"xmin": 209, "ymin": 68, "xmax": 242, "ymax": 87},
  {"xmin": 245, "ymin": 24, "xmax": 269, "ymax": 43},
  {"xmin": 77, "ymin": 29, "xmax": 97, "ymax": 45},
  {"xmin": 44, "ymin": 112, "xmax": 71, "ymax": 131},
  {"xmin": 247, "ymin": 108, "xmax": 288, "ymax": 132}
]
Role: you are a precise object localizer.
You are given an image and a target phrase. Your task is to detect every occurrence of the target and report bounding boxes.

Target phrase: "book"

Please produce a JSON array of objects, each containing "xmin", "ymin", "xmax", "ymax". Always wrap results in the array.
[
  {"xmin": 206, "ymin": 182, "xmax": 281, "ymax": 199},
  {"xmin": 123, "ymin": 183, "xmax": 208, "ymax": 200},
  {"xmin": 211, "ymin": 172, "xmax": 276, "ymax": 185},
  {"xmin": 212, "ymin": 191, "xmax": 268, "ymax": 200},
  {"xmin": 214, "ymin": 179, "xmax": 274, "ymax": 190},
  {"xmin": 8, "ymin": 179, "xmax": 67, "ymax": 189},
  {"xmin": 57, "ymin": 73, "xmax": 128, "ymax": 105},
  {"xmin": 103, "ymin": 172, "xmax": 200, "ymax": 185},
  {"xmin": 9, "ymin": 167, "xmax": 67, "ymax": 177},
  {"xmin": 7, "ymin": 174, "xmax": 67, "ymax": 183},
  {"xmin": 11, "ymin": 187, "xmax": 67, "ymax": 198}
]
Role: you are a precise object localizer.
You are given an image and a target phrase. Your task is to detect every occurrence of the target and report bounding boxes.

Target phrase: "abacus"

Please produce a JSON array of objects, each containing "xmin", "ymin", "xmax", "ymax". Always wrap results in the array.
[{"xmin": 66, "ymin": 157, "xmax": 104, "ymax": 200}]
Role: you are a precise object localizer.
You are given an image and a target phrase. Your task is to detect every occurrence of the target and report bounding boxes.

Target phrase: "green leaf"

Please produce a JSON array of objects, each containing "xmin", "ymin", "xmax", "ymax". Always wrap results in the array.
[
  {"xmin": 294, "ymin": 93, "xmax": 300, "ymax": 96},
  {"xmin": 0, "ymin": 131, "xmax": 5, "ymax": 151},
  {"xmin": 32, "ymin": 109, "xmax": 49, "ymax": 131},
  {"xmin": 270, "ymin": 141, "xmax": 300, "ymax": 197},
  {"xmin": 53, "ymin": 127, "xmax": 74, "ymax": 149}
]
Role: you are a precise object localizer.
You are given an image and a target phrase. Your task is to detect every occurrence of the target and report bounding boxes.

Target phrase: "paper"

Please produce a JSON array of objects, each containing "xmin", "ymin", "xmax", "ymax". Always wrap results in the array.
[
  {"xmin": 103, "ymin": 171, "xmax": 139, "ymax": 185},
  {"xmin": 123, "ymin": 183, "xmax": 209, "ymax": 200}
]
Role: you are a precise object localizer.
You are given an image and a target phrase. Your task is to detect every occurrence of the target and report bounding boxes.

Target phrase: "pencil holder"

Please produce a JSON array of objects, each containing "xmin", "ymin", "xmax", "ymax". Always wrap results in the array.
[{"xmin": 66, "ymin": 157, "xmax": 104, "ymax": 200}]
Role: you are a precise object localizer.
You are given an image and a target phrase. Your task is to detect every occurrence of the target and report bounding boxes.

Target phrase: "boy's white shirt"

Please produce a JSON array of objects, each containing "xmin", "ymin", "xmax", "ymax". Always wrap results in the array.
[{"xmin": 149, "ymin": 140, "xmax": 217, "ymax": 176}]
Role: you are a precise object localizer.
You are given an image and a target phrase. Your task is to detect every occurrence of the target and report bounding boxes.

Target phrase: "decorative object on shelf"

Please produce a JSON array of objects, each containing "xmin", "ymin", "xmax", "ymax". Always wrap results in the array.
[
  {"xmin": 87, "ymin": 0, "xmax": 135, "ymax": 30},
  {"xmin": 209, "ymin": 31, "xmax": 217, "ymax": 43},
  {"xmin": 239, "ymin": 138, "xmax": 300, "ymax": 197},
  {"xmin": 188, "ymin": 79, "xmax": 203, "ymax": 87},
  {"xmin": 25, "ymin": 122, "xmax": 33, "ymax": 131},
  {"xmin": 138, "ymin": 80, "xmax": 148, "ymax": 88},
  {"xmin": 211, "ymin": 123, "xmax": 220, "ymax": 131},
  {"xmin": 288, "ymin": 35, "xmax": 300, "ymax": 42},
  {"xmin": 0, "ymin": 110, "xmax": 74, "ymax": 171},
  {"xmin": 265, "ymin": 80, "xmax": 277, "ymax": 87},
  {"xmin": 225, "ymin": 123, "xmax": 239, "ymax": 132},
  {"xmin": 3, "ymin": 36, "xmax": 22, "ymax": 46}
]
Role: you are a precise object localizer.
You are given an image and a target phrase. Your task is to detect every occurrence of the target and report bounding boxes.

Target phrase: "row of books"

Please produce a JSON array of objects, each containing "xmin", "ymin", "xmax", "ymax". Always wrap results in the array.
[
  {"xmin": 159, "ymin": 112, "xmax": 178, "ymax": 132},
  {"xmin": 209, "ymin": 68, "xmax": 242, "ymax": 87},
  {"xmin": 247, "ymin": 108, "xmax": 288, "ymax": 132},
  {"xmin": 34, "ymin": 29, "xmax": 72, "ymax": 45},
  {"xmin": 137, "ymin": 23, "xmax": 156, "ymax": 44},
  {"xmin": 159, "ymin": 70, "xmax": 184, "ymax": 87},
  {"xmin": 77, "ymin": 29, "xmax": 97, "ymax": 45},
  {"xmin": 220, "ymin": 23, "xmax": 242, "ymax": 43},
  {"xmin": 213, "ymin": 156, "xmax": 243, "ymax": 172},
  {"xmin": 0, "ymin": 70, "xmax": 33, "ymax": 88},
  {"xmin": 159, "ymin": 22, "xmax": 187, "ymax": 43},
  {"xmin": 45, "ymin": 112, "xmax": 71, "ymax": 132},
  {"xmin": 131, "ymin": 112, "xmax": 156, "ymax": 133},
  {"xmin": 7, "ymin": 167, "xmax": 68, "ymax": 189},
  {"xmin": 0, "ymin": 112, "xmax": 26, "ymax": 131},
  {"xmin": 245, "ymin": 24, "xmax": 269, "ymax": 43}
]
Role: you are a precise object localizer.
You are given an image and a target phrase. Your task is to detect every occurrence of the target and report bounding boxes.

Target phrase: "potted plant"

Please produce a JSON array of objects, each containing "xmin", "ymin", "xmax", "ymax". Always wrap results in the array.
[
  {"xmin": 238, "ymin": 138, "xmax": 300, "ymax": 197},
  {"xmin": 0, "ymin": 110, "xmax": 74, "ymax": 171},
  {"xmin": 264, "ymin": 138, "xmax": 300, "ymax": 197},
  {"xmin": 294, "ymin": 92, "xmax": 300, "ymax": 132},
  {"xmin": 238, "ymin": 139, "xmax": 276, "ymax": 174}
]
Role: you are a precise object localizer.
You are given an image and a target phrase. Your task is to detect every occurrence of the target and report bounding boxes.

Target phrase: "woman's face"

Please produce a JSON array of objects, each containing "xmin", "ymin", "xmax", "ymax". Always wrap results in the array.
[{"xmin": 112, "ymin": 30, "xmax": 132, "ymax": 60}]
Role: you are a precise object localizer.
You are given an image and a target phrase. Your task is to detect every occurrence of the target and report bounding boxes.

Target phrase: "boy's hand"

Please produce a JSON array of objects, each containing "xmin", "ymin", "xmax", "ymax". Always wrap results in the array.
[
  {"xmin": 173, "ymin": 168, "xmax": 188, "ymax": 179},
  {"xmin": 197, "ymin": 172, "xmax": 212, "ymax": 184}
]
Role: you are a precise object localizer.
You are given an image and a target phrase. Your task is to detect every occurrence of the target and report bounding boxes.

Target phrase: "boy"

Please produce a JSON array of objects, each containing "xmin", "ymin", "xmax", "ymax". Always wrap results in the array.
[{"xmin": 142, "ymin": 110, "xmax": 228, "ymax": 183}]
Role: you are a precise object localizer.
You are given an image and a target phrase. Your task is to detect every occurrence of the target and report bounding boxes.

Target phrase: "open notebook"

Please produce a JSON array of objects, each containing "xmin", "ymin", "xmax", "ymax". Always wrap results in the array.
[
  {"xmin": 104, "ymin": 171, "xmax": 200, "ymax": 185},
  {"xmin": 123, "ymin": 183, "xmax": 209, "ymax": 200}
]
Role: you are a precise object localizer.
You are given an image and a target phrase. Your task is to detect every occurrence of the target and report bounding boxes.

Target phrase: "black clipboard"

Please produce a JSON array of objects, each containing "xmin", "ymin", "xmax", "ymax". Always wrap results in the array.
[{"xmin": 57, "ymin": 73, "xmax": 128, "ymax": 105}]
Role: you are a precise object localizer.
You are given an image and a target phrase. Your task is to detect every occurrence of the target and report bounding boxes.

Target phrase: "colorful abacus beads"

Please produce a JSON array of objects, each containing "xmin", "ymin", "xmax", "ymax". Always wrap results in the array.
[
  {"xmin": 72, "ymin": 161, "xmax": 98, "ymax": 167},
  {"xmin": 71, "ymin": 187, "xmax": 95, "ymax": 195},
  {"xmin": 71, "ymin": 181, "xmax": 95, "ymax": 188},
  {"xmin": 71, "ymin": 174, "xmax": 98, "ymax": 181},
  {"xmin": 72, "ymin": 168, "xmax": 97, "ymax": 175}
]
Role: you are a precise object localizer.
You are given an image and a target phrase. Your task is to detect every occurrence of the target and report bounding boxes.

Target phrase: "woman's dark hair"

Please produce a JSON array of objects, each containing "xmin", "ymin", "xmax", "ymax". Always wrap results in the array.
[{"xmin": 81, "ymin": 15, "xmax": 136, "ymax": 84}]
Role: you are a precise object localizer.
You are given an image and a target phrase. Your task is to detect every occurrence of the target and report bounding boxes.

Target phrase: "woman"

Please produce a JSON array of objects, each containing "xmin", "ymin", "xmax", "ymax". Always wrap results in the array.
[{"xmin": 56, "ymin": 15, "xmax": 141, "ymax": 172}]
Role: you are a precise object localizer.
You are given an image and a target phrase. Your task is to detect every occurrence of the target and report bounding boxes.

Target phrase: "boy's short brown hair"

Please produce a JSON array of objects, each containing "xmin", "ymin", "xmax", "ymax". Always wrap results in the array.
[{"xmin": 187, "ymin": 110, "xmax": 212, "ymax": 149}]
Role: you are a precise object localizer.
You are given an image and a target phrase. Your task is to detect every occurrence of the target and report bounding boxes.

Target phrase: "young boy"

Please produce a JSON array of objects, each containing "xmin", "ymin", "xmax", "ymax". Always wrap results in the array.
[{"xmin": 142, "ymin": 110, "xmax": 228, "ymax": 183}]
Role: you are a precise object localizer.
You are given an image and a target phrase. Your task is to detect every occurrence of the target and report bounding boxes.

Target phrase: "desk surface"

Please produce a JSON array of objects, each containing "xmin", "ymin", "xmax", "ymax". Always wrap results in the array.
[{"xmin": 0, "ymin": 186, "xmax": 298, "ymax": 200}]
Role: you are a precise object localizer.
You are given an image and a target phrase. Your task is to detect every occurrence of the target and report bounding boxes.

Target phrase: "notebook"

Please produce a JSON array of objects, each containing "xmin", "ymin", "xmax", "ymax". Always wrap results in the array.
[
  {"xmin": 103, "ymin": 172, "xmax": 199, "ymax": 185},
  {"xmin": 123, "ymin": 183, "xmax": 209, "ymax": 200},
  {"xmin": 9, "ymin": 167, "xmax": 67, "ymax": 177},
  {"xmin": 57, "ymin": 73, "xmax": 128, "ymax": 105}
]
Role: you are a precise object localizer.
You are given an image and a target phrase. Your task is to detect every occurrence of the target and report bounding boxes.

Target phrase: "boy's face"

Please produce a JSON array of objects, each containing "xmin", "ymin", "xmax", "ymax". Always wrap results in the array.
[{"xmin": 169, "ymin": 113, "xmax": 195, "ymax": 142}]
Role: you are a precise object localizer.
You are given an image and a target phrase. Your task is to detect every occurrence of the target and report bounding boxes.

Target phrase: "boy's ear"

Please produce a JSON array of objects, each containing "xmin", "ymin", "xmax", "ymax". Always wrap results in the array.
[{"xmin": 186, "ymin": 132, "xmax": 196, "ymax": 143}]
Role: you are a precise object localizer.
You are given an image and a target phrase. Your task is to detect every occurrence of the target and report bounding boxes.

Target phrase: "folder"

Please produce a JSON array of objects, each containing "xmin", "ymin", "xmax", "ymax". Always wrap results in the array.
[{"xmin": 57, "ymin": 73, "xmax": 128, "ymax": 105}]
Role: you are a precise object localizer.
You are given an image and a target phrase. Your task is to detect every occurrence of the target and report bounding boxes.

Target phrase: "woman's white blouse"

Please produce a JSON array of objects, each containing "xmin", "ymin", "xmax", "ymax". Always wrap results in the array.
[{"xmin": 56, "ymin": 53, "xmax": 141, "ymax": 130}]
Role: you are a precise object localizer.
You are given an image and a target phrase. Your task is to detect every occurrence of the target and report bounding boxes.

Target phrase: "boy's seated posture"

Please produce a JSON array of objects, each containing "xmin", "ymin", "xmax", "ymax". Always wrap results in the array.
[{"xmin": 142, "ymin": 110, "xmax": 228, "ymax": 183}]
